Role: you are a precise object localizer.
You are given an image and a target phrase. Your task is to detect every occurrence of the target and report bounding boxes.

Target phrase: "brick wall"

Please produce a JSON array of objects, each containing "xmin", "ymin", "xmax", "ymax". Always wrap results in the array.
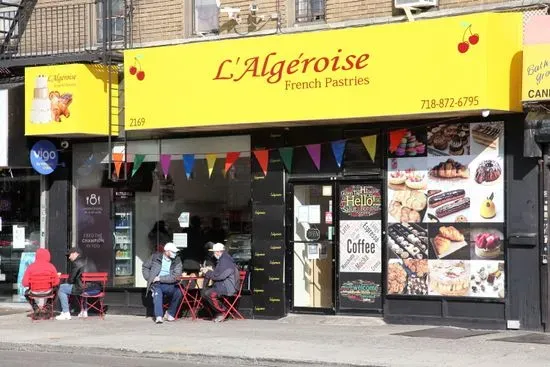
[
  {"xmin": 9, "ymin": 0, "xmax": 535, "ymax": 53},
  {"xmin": 131, "ymin": 0, "xmax": 184, "ymax": 44}
]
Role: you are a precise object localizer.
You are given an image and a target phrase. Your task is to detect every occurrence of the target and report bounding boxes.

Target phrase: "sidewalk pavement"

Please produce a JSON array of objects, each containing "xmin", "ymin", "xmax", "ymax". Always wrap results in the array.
[{"xmin": 0, "ymin": 304, "xmax": 549, "ymax": 367}]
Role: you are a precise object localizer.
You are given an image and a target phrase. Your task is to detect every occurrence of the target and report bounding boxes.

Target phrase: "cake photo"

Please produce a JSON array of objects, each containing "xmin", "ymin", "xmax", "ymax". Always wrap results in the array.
[
  {"xmin": 30, "ymin": 75, "xmax": 52, "ymax": 124},
  {"xmin": 474, "ymin": 232, "xmax": 502, "ymax": 259},
  {"xmin": 429, "ymin": 260, "xmax": 470, "ymax": 296}
]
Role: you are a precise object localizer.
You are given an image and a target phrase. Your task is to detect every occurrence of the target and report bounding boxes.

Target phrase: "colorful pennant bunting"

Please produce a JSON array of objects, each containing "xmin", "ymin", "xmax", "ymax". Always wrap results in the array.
[
  {"xmin": 160, "ymin": 154, "xmax": 171, "ymax": 178},
  {"xmin": 279, "ymin": 147, "xmax": 293, "ymax": 173},
  {"xmin": 330, "ymin": 140, "xmax": 346, "ymax": 168},
  {"xmin": 113, "ymin": 152, "xmax": 124, "ymax": 178},
  {"xmin": 224, "ymin": 152, "xmax": 240, "ymax": 175},
  {"xmin": 131, "ymin": 154, "xmax": 145, "ymax": 177},
  {"xmin": 361, "ymin": 135, "xmax": 377, "ymax": 162},
  {"xmin": 253, "ymin": 149, "xmax": 269, "ymax": 176},
  {"xmin": 306, "ymin": 144, "xmax": 321, "ymax": 170},
  {"xmin": 206, "ymin": 153, "xmax": 217, "ymax": 178},
  {"xmin": 183, "ymin": 154, "xmax": 195, "ymax": 179}
]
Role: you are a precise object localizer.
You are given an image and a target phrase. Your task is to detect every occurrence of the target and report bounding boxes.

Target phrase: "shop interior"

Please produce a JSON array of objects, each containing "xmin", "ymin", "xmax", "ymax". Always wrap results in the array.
[{"xmin": 73, "ymin": 136, "xmax": 251, "ymax": 288}]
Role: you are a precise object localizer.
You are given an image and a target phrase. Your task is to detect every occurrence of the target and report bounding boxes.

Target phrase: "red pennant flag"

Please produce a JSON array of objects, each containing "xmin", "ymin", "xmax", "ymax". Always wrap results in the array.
[
  {"xmin": 389, "ymin": 129, "xmax": 407, "ymax": 153},
  {"xmin": 113, "ymin": 153, "xmax": 124, "ymax": 178},
  {"xmin": 225, "ymin": 152, "xmax": 240, "ymax": 175},
  {"xmin": 253, "ymin": 149, "xmax": 269, "ymax": 176}
]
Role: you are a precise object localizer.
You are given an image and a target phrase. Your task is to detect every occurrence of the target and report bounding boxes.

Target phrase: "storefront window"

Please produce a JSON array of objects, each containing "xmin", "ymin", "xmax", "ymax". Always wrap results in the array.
[
  {"xmin": 386, "ymin": 121, "xmax": 505, "ymax": 299},
  {"xmin": 73, "ymin": 136, "xmax": 251, "ymax": 289},
  {"xmin": 0, "ymin": 169, "xmax": 41, "ymax": 302}
]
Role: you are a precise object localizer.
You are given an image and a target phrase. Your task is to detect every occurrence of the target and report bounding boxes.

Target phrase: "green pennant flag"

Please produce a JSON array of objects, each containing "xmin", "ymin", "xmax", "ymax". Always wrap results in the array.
[
  {"xmin": 131, "ymin": 154, "xmax": 145, "ymax": 177},
  {"xmin": 278, "ymin": 147, "xmax": 293, "ymax": 173}
]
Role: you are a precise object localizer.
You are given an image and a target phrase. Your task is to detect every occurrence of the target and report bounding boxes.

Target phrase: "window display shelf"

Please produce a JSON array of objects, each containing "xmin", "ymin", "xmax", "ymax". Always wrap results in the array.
[
  {"xmin": 115, "ymin": 226, "xmax": 131, "ymax": 229},
  {"xmin": 116, "ymin": 257, "xmax": 132, "ymax": 260}
]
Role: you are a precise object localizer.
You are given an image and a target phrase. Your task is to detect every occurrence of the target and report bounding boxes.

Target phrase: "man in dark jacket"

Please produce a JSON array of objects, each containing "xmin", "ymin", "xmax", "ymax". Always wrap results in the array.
[
  {"xmin": 200, "ymin": 243, "xmax": 239, "ymax": 322},
  {"xmin": 142, "ymin": 242, "xmax": 183, "ymax": 324},
  {"xmin": 22, "ymin": 248, "xmax": 60, "ymax": 316},
  {"xmin": 56, "ymin": 247, "xmax": 98, "ymax": 320}
]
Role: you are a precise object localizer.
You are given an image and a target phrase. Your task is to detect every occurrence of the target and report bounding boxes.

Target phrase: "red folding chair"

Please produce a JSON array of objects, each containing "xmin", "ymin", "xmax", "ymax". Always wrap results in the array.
[
  {"xmin": 79, "ymin": 272, "xmax": 108, "ymax": 319},
  {"xmin": 221, "ymin": 270, "xmax": 246, "ymax": 321},
  {"xmin": 27, "ymin": 274, "xmax": 57, "ymax": 322}
]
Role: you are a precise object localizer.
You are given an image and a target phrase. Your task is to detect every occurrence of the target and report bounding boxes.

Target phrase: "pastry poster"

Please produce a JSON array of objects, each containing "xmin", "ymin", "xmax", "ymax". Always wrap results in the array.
[
  {"xmin": 339, "ymin": 220, "xmax": 382, "ymax": 273},
  {"xmin": 386, "ymin": 121, "xmax": 505, "ymax": 299}
]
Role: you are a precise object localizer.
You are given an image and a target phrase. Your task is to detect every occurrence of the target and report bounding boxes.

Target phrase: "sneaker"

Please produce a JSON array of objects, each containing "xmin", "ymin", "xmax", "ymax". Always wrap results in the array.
[
  {"xmin": 78, "ymin": 310, "xmax": 88, "ymax": 318},
  {"xmin": 166, "ymin": 313, "xmax": 176, "ymax": 322},
  {"xmin": 213, "ymin": 314, "xmax": 225, "ymax": 323},
  {"xmin": 55, "ymin": 312, "xmax": 71, "ymax": 321},
  {"xmin": 155, "ymin": 316, "xmax": 163, "ymax": 324}
]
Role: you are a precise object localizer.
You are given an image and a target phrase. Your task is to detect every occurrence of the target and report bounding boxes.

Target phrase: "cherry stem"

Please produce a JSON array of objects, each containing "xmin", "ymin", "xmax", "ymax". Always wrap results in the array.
[
  {"xmin": 462, "ymin": 24, "xmax": 472, "ymax": 42},
  {"xmin": 134, "ymin": 57, "xmax": 142, "ymax": 70}
]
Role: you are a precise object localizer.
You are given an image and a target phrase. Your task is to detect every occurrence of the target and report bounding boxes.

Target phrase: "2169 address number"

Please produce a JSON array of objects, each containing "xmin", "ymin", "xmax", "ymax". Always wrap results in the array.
[
  {"xmin": 421, "ymin": 96, "xmax": 479, "ymax": 110},
  {"xmin": 129, "ymin": 117, "xmax": 146, "ymax": 127}
]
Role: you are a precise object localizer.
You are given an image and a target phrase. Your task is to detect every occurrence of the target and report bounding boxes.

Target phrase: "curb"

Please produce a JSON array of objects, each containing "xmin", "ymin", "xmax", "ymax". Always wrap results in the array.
[{"xmin": 0, "ymin": 342, "xmax": 384, "ymax": 367}]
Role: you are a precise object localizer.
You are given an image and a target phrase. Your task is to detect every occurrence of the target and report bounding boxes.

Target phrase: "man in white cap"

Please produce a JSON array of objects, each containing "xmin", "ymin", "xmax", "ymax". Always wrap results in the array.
[
  {"xmin": 142, "ymin": 242, "xmax": 183, "ymax": 324},
  {"xmin": 200, "ymin": 242, "xmax": 239, "ymax": 322}
]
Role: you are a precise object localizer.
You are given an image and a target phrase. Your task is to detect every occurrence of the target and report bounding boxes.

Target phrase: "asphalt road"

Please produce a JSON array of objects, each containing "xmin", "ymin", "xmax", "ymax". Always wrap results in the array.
[
  {"xmin": 0, "ymin": 350, "xmax": 257, "ymax": 367},
  {"xmin": 0, "ymin": 350, "xmax": 336, "ymax": 367}
]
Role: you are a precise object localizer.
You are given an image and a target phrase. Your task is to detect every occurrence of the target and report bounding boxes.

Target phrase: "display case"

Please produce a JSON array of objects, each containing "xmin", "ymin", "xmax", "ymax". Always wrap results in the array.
[{"xmin": 113, "ymin": 190, "xmax": 135, "ymax": 287}]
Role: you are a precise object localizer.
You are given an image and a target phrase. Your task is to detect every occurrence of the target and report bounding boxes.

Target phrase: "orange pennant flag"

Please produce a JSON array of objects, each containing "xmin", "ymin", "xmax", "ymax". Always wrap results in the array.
[
  {"xmin": 113, "ymin": 152, "xmax": 124, "ymax": 178},
  {"xmin": 225, "ymin": 152, "xmax": 240, "ymax": 175},
  {"xmin": 253, "ymin": 150, "xmax": 269, "ymax": 176}
]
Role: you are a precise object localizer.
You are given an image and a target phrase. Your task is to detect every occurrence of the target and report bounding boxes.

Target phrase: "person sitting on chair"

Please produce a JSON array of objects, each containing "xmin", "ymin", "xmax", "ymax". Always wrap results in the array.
[
  {"xmin": 200, "ymin": 243, "xmax": 239, "ymax": 323},
  {"xmin": 56, "ymin": 247, "xmax": 99, "ymax": 320},
  {"xmin": 142, "ymin": 242, "xmax": 183, "ymax": 324},
  {"xmin": 22, "ymin": 248, "xmax": 60, "ymax": 318}
]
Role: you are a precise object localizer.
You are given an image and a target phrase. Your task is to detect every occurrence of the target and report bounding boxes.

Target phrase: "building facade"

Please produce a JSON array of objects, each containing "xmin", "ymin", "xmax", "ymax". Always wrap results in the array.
[{"xmin": 1, "ymin": 0, "xmax": 550, "ymax": 331}]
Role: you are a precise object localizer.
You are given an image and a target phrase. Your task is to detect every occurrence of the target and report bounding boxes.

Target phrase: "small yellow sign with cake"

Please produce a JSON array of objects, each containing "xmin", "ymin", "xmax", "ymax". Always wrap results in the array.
[{"xmin": 25, "ymin": 64, "xmax": 117, "ymax": 136}]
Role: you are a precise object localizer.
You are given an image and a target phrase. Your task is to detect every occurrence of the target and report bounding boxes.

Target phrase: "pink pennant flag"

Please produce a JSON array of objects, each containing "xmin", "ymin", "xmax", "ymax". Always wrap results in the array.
[
  {"xmin": 306, "ymin": 144, "xmax": 321, "ymax": 170},
  {"xmin": 160, "ymin": 154, "xmax": 171, "ymax": 178}
]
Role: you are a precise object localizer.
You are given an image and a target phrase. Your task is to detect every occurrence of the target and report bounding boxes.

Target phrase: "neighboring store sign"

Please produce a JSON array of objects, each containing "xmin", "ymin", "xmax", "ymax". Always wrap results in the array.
[
  {"xmin": 25, "ymin": 64, "xmax": 117, "ymax": 136},
  {"xmin": 522, "ymin": 15, "xmax": 550, "ymax": 102},
  {"xmin": 30, "ymin": 139, "xmax": 58, "ymax": 175},
  {"xmin": 0, "ymin": 90, "xmax": 7, "ymax": 167},
  {"xmin": 338, "ymin": 184, "xmax": 383, "ymax": 310},
  {"xmin": 76, "ymin": 189, "xmax": 114, "ymax": 279},
  {"xmin": 125, "ymin": 13, "xmax": 522, "ymax": 131},
  {"xmin": 522, "ymin": 44, "xmax": 550, "ymax": 101}
]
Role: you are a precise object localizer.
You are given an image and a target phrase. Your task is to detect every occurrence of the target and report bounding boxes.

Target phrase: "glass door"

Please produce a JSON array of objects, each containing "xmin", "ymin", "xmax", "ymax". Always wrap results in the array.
[{"xmin": 290, "ymin": 183, "xmax": 335, "ymax": 311}]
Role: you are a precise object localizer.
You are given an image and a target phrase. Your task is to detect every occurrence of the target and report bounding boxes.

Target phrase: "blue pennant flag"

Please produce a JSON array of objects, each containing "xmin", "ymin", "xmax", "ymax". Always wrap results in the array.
[
  {"xmin": 331, "ymin": 140, "xmax": 346, "ymax": 168},
  {"xmin": 183, "ymin": 154, "xmax": 195, "ymax": 179}
]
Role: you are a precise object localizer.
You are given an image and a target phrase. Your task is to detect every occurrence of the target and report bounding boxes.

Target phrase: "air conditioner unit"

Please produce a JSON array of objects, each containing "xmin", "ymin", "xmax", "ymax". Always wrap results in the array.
[{"xmin": 394, "ymin": 0, "xmax": 438, "ymax": 9}]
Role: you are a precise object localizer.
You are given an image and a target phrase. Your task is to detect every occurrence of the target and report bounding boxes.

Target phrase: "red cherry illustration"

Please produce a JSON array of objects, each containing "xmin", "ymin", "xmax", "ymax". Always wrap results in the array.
[
  {"xmin": 131, "ymin": 56, "xmax": 145, "ymax": 81},
  {"xmin": 469, "ymin": 34, "xmax": 479, "ymax": 45},
  {"xmin": 458, "ymin": 42, "xmax": 469, "ymax": 53}
]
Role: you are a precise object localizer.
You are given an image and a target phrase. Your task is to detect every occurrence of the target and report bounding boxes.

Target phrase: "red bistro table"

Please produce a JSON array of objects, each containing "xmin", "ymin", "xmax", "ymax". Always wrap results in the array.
[{"xmin": 176, "ymin": 276, "xmax": 205, "ymax": 320}]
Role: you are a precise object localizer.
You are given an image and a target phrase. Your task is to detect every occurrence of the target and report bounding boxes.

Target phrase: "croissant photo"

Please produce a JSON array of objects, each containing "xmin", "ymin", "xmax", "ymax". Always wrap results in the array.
[{"xmin": 49, "ymin": 91, "xmax": 73, "ymax": 122}]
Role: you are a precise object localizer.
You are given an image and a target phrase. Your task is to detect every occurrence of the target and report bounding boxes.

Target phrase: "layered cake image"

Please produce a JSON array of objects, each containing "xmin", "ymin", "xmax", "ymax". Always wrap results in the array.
[
  {"xmin": 30, "ymin": 75, "xmax": 52, "ymax": 124},
  {"xmin": 429, "ymin": 260, "xmax": 470, "ymax": 296}
]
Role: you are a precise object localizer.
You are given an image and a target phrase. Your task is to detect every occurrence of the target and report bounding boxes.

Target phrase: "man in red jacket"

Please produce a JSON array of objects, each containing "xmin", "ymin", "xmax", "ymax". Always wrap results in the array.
[{"xmin": 22, "ymin": 248, "xmax": 60, "ymax": 316}]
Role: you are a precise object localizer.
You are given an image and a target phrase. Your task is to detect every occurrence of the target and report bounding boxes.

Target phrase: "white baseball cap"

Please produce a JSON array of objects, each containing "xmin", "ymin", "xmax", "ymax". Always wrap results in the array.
[
  {"xmin": 163, "ymin": 242, "xmax": 179, "ymax": 253},
  {"xmin": 209, "ymin": 243, "xmax": 225, "ymax": 252}
]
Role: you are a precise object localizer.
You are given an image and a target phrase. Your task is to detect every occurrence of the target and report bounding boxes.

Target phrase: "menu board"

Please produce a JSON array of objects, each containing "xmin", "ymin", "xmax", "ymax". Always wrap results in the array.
[
  {"xmin": 339, "ymin": 184, "xmax": 383, "ymax": 309},
  {"xmin": 386, "ymin": 122, "xmax": 505, "ymax": 299}
]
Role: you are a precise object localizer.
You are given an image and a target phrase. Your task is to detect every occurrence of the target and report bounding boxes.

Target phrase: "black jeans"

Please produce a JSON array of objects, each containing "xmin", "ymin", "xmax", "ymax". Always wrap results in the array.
[{"xmin": 201, "ymin": 287, "xmax": 226, "ymax": 315}]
